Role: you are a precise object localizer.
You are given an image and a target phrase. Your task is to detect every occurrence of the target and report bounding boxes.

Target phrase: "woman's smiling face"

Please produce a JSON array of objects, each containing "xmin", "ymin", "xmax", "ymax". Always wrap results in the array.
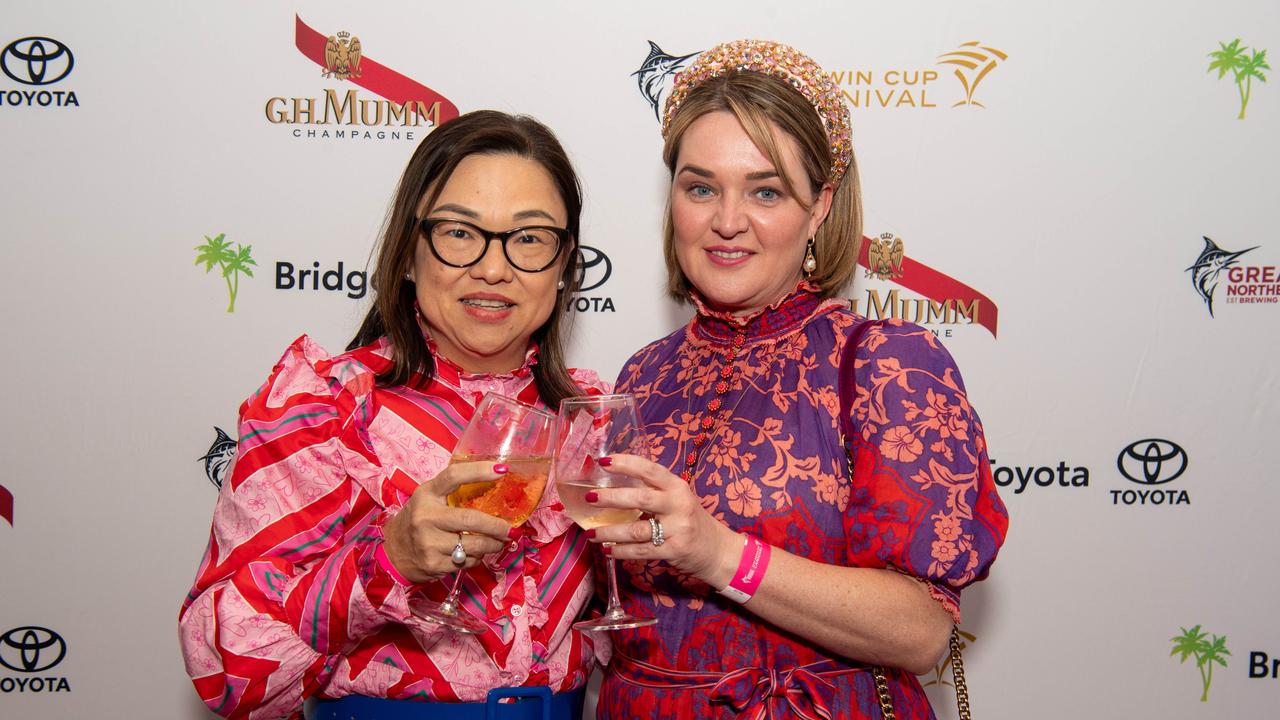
[
  {"xmin": 669, "ymin": 111, "xmax": 830, "ymax": 316},
  {"xmin": 409, "ymin": 153, "xmax": 569, "ymax": 373}
]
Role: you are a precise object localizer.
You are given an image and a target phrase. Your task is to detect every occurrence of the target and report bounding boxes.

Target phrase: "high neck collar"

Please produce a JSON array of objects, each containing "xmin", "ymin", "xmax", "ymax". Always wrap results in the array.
[
  {"xmin": 424, "ymin": 336, "xmax": 538, "ymax": 385},
  {"xmin": 689, "ymin": 281, "xmax": 828, "ymax": 345}
]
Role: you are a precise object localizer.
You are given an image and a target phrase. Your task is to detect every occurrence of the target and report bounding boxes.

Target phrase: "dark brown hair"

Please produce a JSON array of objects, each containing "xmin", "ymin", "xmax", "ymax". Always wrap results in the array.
[
  {"xmin": 349, "ymin": 110, "xmax": 583, "ymax": 406},
  {"xmin": 661, "ymin": 72, "xmax": 863, "ymax": 301}
]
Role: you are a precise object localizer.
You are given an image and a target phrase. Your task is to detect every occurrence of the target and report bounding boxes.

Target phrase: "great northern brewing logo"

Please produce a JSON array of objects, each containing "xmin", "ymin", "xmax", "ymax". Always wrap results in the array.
[
  {"xmin": 1186, "ymin": 237, "xmax": 1277, "ymax": 316},
  {"xmin": 265, "ymin": 15, "xmax": 458, "ymax": 142},
  {"xmin": 852, "ymin": 233, "xmax": 999, "ymax": 338}
]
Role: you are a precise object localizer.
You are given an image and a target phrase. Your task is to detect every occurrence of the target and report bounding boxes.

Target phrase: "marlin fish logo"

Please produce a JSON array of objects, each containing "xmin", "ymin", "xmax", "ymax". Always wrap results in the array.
[
  {"xmin": 632, "ymin": 41, "xmax": 699, "ymax": 121},
  {"xmin": 198, "ymin": 427, "xmax": 238, "ymax": 489},
  {"xmin": 1186, "ymin": 236, "xmax": 1256, "ymax": 317}
]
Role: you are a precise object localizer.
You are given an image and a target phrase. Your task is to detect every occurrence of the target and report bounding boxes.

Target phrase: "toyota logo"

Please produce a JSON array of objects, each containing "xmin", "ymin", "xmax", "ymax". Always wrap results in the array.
[
  {"xmin": 0, "ymin": 626, "xmax": 67, "ymax": 673},
  {"xmin": 1, "ymin": 37, "xmax": 74, "ymax": 86},
  {"xmin": 574, "ymin": 245, "xmax": 612, "ymax": 293},
  {"xmin": 1116, "ymin": 439, "xmax": 1187, "ymax": 485}
]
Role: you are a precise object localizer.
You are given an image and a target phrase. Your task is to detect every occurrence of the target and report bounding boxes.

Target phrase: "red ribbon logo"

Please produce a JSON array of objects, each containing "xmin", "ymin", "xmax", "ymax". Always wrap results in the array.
[
  {"xmin": 293, "ymin": 16, "xmax": 458, "ymax": 126},
  {"xmin": 857, "ymin": 238, "xmax": 1000, "ymax": 337},
  {"xmin": 0, "ymin": 484, "xmax": 12, "ymax": 526}
]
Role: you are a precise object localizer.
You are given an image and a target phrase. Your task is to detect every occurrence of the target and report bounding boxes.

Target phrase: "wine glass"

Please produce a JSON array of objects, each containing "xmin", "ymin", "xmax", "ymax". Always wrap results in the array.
[
  {"xmin": 411, "ymin": 393, "xmax": 554, "ymax": 634},
  {"xmin": 553, "ymin": 394, "xmax": 658, "ymax": 631}
]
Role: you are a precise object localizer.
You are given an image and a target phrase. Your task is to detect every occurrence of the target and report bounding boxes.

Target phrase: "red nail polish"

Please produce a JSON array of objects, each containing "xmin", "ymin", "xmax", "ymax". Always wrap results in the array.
[
  {"xmin": 493, "ymin": 463, "xmax": 509, "ymax": 474},
  {"xmin": 585, "ymin": 528, "xmax": 596, "ymax": 539},
  {"xmin": 508, "ymin": 526, "xmax": 522, "ymax": 540},
  {"xmin": 585, "ymin": 491, "xmax": 599, "ymax": 503},
  {"xmin": 598, "ymin": 456, "xmax": 613, "ymax": 468},
  {"xmin": 602, "ymin": 544, "xmax": 613, "ymax": 556}
]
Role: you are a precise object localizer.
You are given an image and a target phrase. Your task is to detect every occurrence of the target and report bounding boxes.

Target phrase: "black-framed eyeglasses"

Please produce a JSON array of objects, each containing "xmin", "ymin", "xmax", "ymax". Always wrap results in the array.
[{"xmin": 419, "ymin": 217, "xmax": 569, "ymax": 273}]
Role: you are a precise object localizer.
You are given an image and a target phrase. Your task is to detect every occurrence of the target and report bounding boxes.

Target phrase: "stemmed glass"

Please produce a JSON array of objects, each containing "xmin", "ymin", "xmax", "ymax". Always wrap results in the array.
[
  {"xmin": 411, "ymin": 393, "xmax": 555, "ymax": 634},
  {"xmin": 553, "ymin": 394, "xmax": 658, "ymax": 631}
]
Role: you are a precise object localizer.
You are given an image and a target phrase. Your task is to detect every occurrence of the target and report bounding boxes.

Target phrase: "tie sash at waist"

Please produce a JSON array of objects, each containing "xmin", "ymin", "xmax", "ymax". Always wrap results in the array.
[{"xmin": 612, "ymin": 652, "xmax": 867, "ymax": 720}]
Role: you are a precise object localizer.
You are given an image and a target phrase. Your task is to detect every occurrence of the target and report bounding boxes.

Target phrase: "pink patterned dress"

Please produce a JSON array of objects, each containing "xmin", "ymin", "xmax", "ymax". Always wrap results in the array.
[
  {"xmin": 601, "ymin": 286, "xmax": 1008, "ymax": 719},
  {"xmin": 179, "ymin": 336, "xmax": 607, "ymax": 719}
]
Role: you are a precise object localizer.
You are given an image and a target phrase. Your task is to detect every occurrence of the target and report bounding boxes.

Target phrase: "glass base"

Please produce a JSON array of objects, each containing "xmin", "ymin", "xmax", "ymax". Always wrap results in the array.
[
  {"xmin": 574, "ymin": 611, "xmax": 658, "ymax": 632},
  {"xmin": 410, "ymin": 597, "xmax": 489, "ymax": 634}
]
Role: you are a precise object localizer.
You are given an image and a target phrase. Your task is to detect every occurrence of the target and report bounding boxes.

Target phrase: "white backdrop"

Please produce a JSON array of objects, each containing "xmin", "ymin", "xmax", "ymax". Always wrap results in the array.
[{"xmin": 2, "ymin": 0, "xmax": 1278, "ymax": 717}]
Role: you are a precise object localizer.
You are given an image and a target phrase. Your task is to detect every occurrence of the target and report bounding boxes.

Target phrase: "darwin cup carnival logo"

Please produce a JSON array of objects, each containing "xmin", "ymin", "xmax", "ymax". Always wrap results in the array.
[
  {"xmin": 830, "ymin": 40, "xmax": 1007, "ymax": 110},
  {"xmin": 935, "ymin": 42, "xmax": 1008, "ymax": 108},
  {"xmin": 199, "ymin": 427, "xmax": 237, "ymax": 489},
  {"xmin": 0, "ymin": 36, "xmax": 79, "ymax": 108},
  {"xmin": 265, "ymin": 16, "xmax": 458, "ymax": 142},
  {"xmin": 1113, "ymin": 438, "xmax": 1190, "ymax": 506},
  {"xmin": 633, "ymin": 40, "xmax": 1009, "ymax": 114},
  {"xmin": 0, "ymin": 626, "xmax": 71, "ymax": 693},
  {"xmin": 1186, "ymin": 237, "xmax": 1277, "ymax": 316}
]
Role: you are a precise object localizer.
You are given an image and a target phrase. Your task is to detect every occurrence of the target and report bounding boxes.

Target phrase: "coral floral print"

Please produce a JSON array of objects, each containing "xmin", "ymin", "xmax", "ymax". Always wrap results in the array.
[{"xmin": 600, "ymin": 285, "xmax": 1007, "ymax": 720}]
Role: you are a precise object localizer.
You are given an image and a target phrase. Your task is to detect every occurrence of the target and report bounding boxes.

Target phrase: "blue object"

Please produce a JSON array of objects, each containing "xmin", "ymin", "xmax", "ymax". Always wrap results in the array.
[{"xmin": 304, "ymin": 685, "xmax": 584, "ymax": 720}]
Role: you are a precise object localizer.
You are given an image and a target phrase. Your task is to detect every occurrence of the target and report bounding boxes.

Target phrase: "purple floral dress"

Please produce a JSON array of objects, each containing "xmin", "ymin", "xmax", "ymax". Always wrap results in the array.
[{"xmin": 600, "ymin": 285, "xmax": 1008, "ymax": 719}]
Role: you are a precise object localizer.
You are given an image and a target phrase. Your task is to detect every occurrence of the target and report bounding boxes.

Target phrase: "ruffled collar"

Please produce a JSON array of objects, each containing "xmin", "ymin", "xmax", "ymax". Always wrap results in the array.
[
  {"xmin": 420, "ymin": 333, "xmax": 539, "ymax": 388},
  {"xmin": 690, "ymin": 281, "xmax": 828, "ymax": 345}
]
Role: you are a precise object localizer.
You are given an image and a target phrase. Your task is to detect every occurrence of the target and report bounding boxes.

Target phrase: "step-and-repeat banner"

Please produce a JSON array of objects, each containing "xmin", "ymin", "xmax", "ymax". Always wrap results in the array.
[{"xmin": 2, "ymin": 1, "xmax": 1277, "ymax": 717}]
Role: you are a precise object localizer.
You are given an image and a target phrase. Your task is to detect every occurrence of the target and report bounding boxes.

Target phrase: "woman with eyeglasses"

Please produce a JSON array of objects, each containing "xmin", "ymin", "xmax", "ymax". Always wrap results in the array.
[{"xmin": 179, "ymin": 111, "xmax": 605, "ymax": 720}]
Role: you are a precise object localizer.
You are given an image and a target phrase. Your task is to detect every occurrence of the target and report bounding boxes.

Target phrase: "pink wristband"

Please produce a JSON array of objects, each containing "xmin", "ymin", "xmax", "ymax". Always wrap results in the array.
[{"xmin": 718, "ymin": 534, "xmax": 771, "ymax": 604}]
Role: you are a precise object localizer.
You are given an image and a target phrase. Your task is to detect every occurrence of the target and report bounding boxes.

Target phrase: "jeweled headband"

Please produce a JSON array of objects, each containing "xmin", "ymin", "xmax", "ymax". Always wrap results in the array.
[{"xmin": 662, "ymin": 39, "xmax": 853, "ymax": 186}]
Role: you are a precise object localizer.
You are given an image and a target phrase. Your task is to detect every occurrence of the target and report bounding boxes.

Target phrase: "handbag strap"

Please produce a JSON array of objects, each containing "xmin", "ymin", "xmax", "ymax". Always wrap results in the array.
[
  {"xmin": 950, "ymin": 628, "xmax": 972, "ymax": 720},
  {"xmin": 838, "ymin": 319, "xmax": 972, "ymax": 720}
]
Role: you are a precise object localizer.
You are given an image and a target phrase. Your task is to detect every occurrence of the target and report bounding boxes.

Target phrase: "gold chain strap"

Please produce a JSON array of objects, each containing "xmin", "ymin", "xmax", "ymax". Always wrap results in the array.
[
  {"xmin": 950, "ymin": 628, "xmax": 972, "ymax": 720},
  {"xmin": 872, "ymin": 666, "xmax": 896, "ymax": 720}
]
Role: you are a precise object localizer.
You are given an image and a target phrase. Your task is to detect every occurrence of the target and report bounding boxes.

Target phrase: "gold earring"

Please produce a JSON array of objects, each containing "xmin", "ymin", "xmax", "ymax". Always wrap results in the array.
[{"xmin": 802, "ymin": 238, "xmax": 817, "ymax": 275}]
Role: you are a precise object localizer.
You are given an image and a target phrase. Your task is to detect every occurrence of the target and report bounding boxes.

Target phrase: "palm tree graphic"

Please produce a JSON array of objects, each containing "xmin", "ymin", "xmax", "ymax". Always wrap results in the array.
[
  {"xmin": 194, "ymin": 233, "xmax": 257, "ymax": 313},
  {"xmin": 937, "ymin": 41, "xmax": 1008, "ymax": 108},
  {"xmin": 1170, "ymin": 625, "xmax": 1230, "ymax": 702},
  {"xmin": 1207, "ymin": 39, "xmax": 1270, "ymax": 119}
]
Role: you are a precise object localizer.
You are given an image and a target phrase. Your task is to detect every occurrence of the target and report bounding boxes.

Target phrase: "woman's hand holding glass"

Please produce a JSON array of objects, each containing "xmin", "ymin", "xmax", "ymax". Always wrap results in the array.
[
  {"xmin": 387, "ymin": 393, "xmax": 554, "ymax": 634},
  {"xmin": 580, "ymin": 453, "xmax": 741, "ymax": 591},
  {"xmin": 553, "ymin": 394, "xmax": 658, "ymax": 631},
  {"xmin": 382, "ymin": 464, "xmax": 514, "ymax": 583}
]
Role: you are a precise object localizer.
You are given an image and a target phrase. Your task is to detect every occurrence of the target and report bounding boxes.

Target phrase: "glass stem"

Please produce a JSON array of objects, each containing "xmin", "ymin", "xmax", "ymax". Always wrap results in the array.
[
  {"xmin": 603, "ymin": 549, "xmax": 625, "ymax": 619},
  {"xmin": 439, "ymin": 571, "xmax": 465, "ymax": 616}
]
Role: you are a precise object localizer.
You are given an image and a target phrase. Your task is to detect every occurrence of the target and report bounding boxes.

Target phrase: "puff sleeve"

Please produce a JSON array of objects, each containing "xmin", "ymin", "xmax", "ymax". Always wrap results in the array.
[
  {"xmin": 178, "ymin": 336, "xmax": 409, "ymax": 720},
  {"xmin": 839, "ymin": 320, "xmax": 1008, "ymax": 622}
]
